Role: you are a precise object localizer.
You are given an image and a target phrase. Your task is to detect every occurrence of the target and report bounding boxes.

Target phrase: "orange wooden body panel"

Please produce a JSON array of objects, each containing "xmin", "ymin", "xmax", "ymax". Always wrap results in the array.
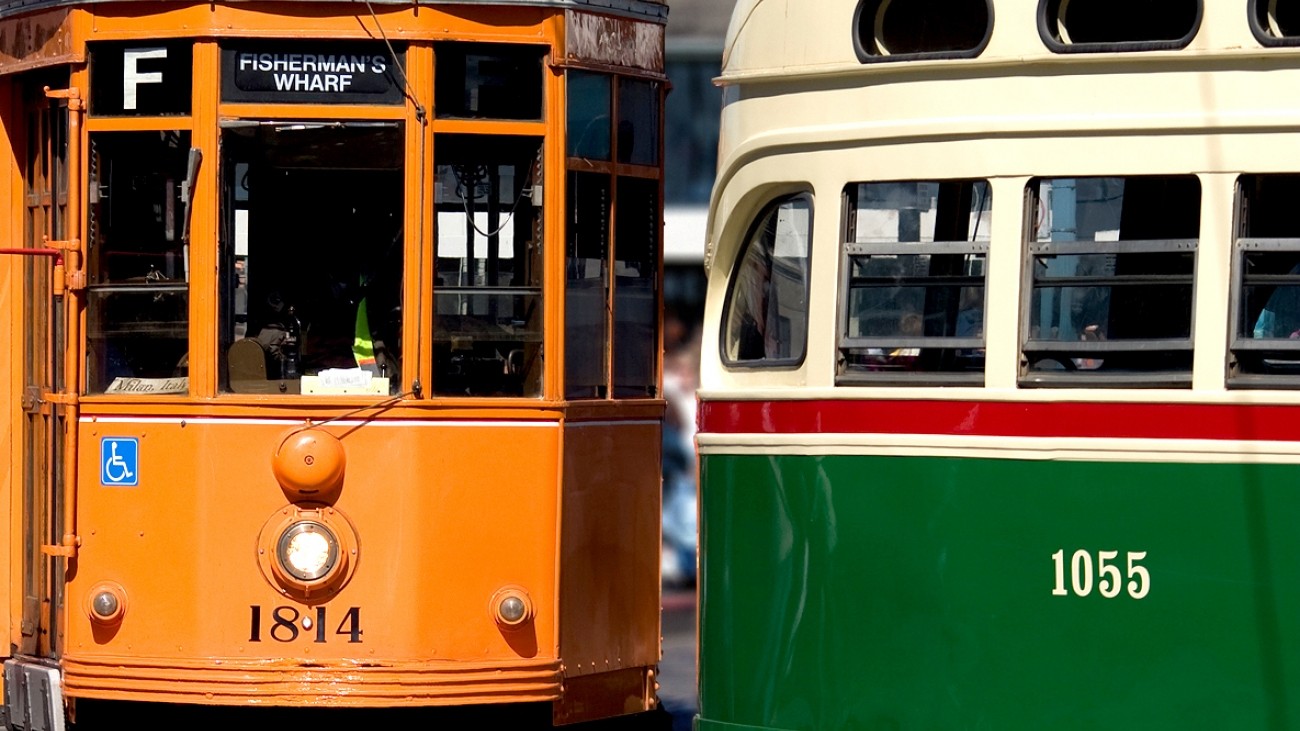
[
  {"xmin": 84, "ymin": 2, "xmax": 552, "ymax": 42},
  {"xmin": 65, "ymin": 416, "xmax": 565, "ymax": 703},
  {"xmin": 0, "ymin": 8, "xmax": 80, "ymax": 73},
  {"xmin": 559, "ymin": 421, "xmax": 662, "ymax": 678}
]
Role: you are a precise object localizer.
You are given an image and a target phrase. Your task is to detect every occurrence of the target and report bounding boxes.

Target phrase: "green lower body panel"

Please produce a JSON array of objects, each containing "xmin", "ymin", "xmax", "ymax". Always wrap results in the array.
[{"xmin": 698, "ymin": 454, "xmax": 1300, "ymax": 731}]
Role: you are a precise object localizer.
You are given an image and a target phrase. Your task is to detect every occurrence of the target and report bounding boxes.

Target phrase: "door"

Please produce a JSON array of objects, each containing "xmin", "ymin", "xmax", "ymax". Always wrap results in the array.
[{"xmin": 18, "ymin": 71, "xmax": 71, "ymax": 659}]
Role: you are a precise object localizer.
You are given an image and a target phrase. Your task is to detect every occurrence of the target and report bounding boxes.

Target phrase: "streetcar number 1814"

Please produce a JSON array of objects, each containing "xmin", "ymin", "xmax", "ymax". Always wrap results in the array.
[{"xmin": 249, "ymin": 605, "xmax": 363, "ymax": 643}]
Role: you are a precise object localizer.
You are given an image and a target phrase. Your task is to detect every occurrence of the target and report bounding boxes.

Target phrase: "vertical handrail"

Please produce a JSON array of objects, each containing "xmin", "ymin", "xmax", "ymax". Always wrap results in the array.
[{"xmin": 41, "ymin": 86, "xmax": 82, "ymax": 561}]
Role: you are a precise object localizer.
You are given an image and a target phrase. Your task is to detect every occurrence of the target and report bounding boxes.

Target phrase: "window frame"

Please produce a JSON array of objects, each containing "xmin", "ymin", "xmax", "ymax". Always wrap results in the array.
[
  {"xmin": 835, "ymin": 179, "xmax": 991, "ymax": 386},
  {"xmin": 1018, "ymin": 175, "xmax": 1199, "ymax": 389}
]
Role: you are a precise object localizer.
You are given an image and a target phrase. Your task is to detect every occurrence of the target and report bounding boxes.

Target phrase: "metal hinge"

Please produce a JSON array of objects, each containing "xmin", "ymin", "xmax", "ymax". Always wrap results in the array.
[{"xmin": 19, "ymin": 387, "xmax": 42, "ymax": 414}]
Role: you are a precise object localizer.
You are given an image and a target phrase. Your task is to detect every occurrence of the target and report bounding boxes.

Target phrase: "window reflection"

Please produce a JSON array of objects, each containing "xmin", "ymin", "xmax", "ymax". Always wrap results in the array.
[
  {"xmin": 567, "ymin": 71, "xmax": 611, "ymax": 161},
  {"xmin": 617, "ymin": 78, "xmax": 659, "ymax": 166}
]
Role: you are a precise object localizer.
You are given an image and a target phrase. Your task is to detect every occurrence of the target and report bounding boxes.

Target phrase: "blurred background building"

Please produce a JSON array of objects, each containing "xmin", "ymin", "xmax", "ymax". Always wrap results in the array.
[{"xmin": 659, "ymin": 0, "xmax": 728, "ymax": 588}]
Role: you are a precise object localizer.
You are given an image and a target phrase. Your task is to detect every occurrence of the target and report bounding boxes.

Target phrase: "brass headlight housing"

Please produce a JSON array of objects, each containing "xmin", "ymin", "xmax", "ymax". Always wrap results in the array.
[{"xmin": 258, "ymin": 505, "xmax": 359, "ymax": 600}]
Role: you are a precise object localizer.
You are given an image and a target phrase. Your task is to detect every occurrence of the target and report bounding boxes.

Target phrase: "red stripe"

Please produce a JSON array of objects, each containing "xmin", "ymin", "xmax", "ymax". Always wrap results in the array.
[{"xmin": 697, "ymin": 399, "xmax": 1300, "ymax": 441}]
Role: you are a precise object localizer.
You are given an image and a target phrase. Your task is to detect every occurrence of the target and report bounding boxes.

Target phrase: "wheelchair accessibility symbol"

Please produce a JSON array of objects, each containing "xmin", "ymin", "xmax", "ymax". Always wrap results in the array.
[{"xmin": 101, "ymin": 437, "xmax": 139, "ymax": 486}]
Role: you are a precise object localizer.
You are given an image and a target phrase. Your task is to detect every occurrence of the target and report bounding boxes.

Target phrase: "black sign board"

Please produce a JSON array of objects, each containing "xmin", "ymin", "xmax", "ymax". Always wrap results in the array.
[
  {"xmin": 222, "ymin": 41, "xmax": 406, "ymax": 105},
  {"xmin": 90, "ymin": 41, "xmax": 194, "ymax": 117}
]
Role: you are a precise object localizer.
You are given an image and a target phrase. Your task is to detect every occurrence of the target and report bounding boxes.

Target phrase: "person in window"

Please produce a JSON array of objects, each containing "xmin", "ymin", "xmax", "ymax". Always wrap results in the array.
[
  {"xmin": 956, "ymin": 287, "xmax": 984, "ymax": 338},
  {"xmin": 955, "ymin": 287, "xmax": 986, "ymax": 366},
  {"xmin": 887, "ymin": 311, "xmax": 922, "ymax": 366},
  {"xmin": 733, "ymin": 252, "xmax": 778, "ymax": 360},
  {"xmin": 1254, "ymin": 264, "xmax": 1300, "ymax": 339},
  {"xmin": 1070, "ymin": 286, "xmax": 1108, "ymax": 370}
]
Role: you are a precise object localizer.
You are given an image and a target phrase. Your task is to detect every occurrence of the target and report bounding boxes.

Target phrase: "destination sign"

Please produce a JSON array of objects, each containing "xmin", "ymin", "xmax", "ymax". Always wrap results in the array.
[{"xmin": 221, "ymin": 41, "xmax": 405, "ymax": 105}]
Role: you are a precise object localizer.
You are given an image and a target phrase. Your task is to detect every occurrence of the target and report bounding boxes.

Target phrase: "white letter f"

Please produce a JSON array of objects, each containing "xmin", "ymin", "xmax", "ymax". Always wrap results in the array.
[{"xmin": 123, "ymin": 47, "xmax": 168, "ymax": 110}]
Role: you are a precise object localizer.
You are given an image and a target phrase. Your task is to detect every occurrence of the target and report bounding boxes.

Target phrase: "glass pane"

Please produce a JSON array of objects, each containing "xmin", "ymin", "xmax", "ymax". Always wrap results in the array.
[
  {"xmin": 849, "ymin": 180, "xmax": 990, "ymax": 243},
  {"xmin": 568, "ymin": 71, "xmax": 611, "ymax": 160},
  {"xmin": 617, "ymin": 78, "xmax": 659, "ymax": 166},
  {"xmin": 566, "ymin": 171, "xmax": 611, "ymax": 398},
  {"xmin": 614, "ymin": 177, "xmax": 659, "ymax": 397},
  {"xmin": 1032, "ymin": 176, "xmax": 1199, "ymax": 244},
  {"xmin": 1027, "ymin": 254, "xmax": 1195, "ymax": 342},
  {"xmin": 1028, "ymin": 175, "xmax": 1198, "ymax": 344},
  {"xmin": 434, "ymin": 42, "xmax": 544, "ymax": 120},
  {"xmin": 845, "ymin": 259, "xmax": 985, "ymax": 336},
  {"xmin": 219, "ymin": 122, "xmax": 404, "ymax": 395},
  {"xmin": 433, "ymin": 135, "xmax": 543, "ymax": 397},
  {"xmin": 85, "ymin": 131, "xmax": 192, "ymax": 394},
  {"xmin": 723, "ymin": 195, "xmax": 812, "ymax": 364}
]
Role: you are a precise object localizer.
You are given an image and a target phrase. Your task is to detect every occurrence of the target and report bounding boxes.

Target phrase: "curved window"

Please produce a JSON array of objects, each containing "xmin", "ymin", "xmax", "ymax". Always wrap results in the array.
[
  {"xmin": 854, "ymin": 0, "xmax": 992, "ymax": 61},
  {"xmin": 1021, "ymin": 175, "xmax": 1199, "ymax": 388},
  {"xmin": 1039, "ymin": 0, "xmax": 1201, "ymax": 53},
  {"xmin": 837, "ymin": 180, "xmax": 990, "ymax": 385},
  {"xmin": 1251, "ymin": 0, "xmax": 1300, "ymax": 45},
  {"xmin": 721, "ymin": 194, "xmax": 812, "ymax": 367}
]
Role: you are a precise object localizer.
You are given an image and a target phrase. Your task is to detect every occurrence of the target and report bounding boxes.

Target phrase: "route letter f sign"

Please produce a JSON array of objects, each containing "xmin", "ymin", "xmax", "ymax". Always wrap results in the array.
[{"xmin": 123, "ymin": 48, "xmax": 168, "ymax": 110}]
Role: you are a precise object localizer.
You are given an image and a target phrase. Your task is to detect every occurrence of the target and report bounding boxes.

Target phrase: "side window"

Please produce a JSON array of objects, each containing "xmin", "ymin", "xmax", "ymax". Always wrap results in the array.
[
  {"xmin": 1022, "ymin": 175, "xmax": 1198, "ymax": 387},
  {"xmin": 1229, "ymin": 174, "xmax": 1300, "ymax": 386},
  {"xmin": 837, "ymin": 180, "xmax": 989, "ymax": 384},
  {"xmin": 564, "ymin": 70, "xmax": 663, "ymax": 399},
  {"xmin": 721, "ymin": 194, "xmax": 812, "ymax": 366},
  {"xmin": 1039, "ymin": 0, "xmax": 1201, "ymax": 52},
  {"xmin": 853, "ymin": 0, "xmax": 992, "ymax": 61},
  {"xmin": 85, "ymin": 131, "xmax": 194, "ymax": 394}
]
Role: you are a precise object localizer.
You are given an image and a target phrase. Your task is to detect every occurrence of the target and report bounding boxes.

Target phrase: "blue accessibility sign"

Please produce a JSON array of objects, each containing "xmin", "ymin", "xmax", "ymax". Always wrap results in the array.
[{"xmin": 101, "ymin": 437, "xmax": 139, "ymax": 486}]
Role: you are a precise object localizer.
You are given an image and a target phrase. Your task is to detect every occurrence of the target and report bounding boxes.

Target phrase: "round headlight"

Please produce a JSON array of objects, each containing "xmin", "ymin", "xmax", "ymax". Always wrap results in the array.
[
  {"xmin": 257, "ymin": 506, "xmax": 359, "ymax": 599},
  {"xmin": 277, "ymin": 521, "xmax": 339, "ymax": 582}
]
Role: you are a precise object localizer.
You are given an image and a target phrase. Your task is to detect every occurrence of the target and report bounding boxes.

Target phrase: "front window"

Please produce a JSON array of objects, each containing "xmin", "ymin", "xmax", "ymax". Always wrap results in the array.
[
  {"xmin": 219, "ymin": 122, "xmax": 404, "ymax": 395},
  {"xmin": 721, "ymin": 194, "xmax": 813, "ymax": 366},
  {"xmin": 1022, "ymin": 175, "xmax": 1198, "ymax": 387},
  {"xmin": 85, "ymin": 131, "xmax": 195, "ymax": 394},
  {"xmin": 837, "ymin": 180, "xmax": 990, "ymax": 384}
]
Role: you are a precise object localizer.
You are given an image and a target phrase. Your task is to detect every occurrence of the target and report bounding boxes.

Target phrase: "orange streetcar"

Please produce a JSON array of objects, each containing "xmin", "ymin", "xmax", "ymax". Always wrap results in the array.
[{"xmin": 0, "ymin": 0, "xmax": 669, "ymax": 727}]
